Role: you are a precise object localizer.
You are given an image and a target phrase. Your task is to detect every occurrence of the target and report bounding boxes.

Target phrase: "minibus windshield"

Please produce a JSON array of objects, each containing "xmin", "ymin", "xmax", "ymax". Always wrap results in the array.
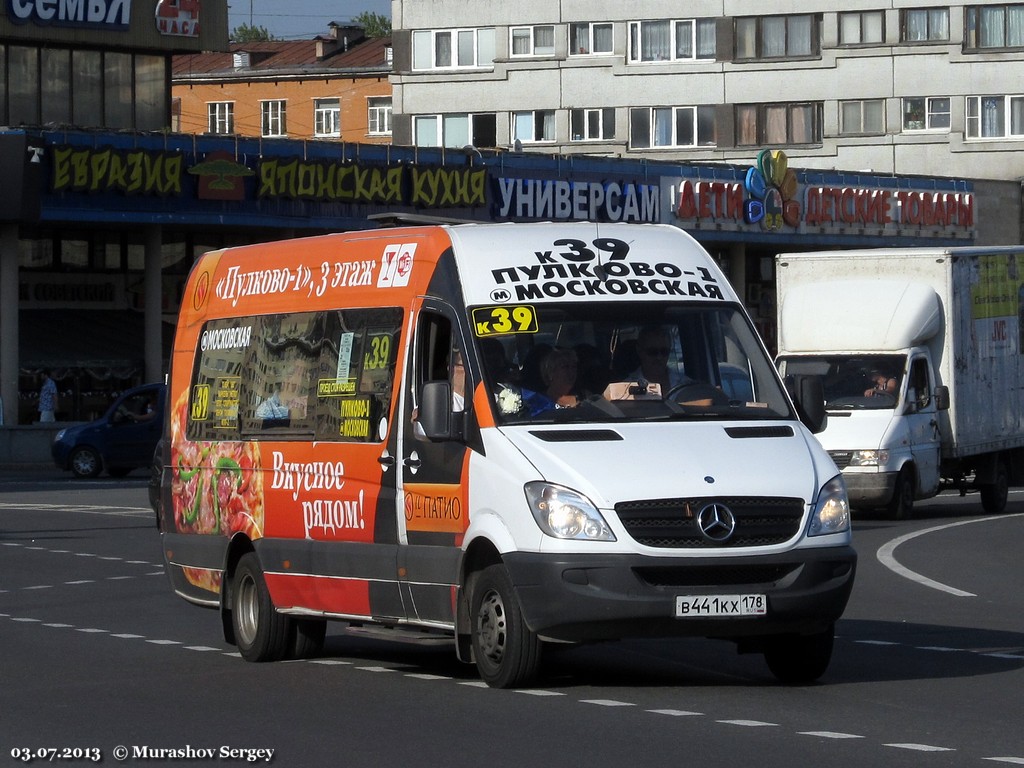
[{"xmin": 470, "ymin": 301, "xmax": 792, "ymax": 425}]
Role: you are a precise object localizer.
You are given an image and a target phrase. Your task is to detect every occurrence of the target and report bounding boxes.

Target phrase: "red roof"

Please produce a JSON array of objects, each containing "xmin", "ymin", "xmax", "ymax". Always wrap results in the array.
[{"xmin": 172, "ymin": 34, "xmax": 392, "ymax": 80}]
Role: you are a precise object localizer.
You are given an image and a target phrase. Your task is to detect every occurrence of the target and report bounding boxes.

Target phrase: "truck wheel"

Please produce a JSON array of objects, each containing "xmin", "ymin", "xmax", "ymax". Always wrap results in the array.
[
  {"xmin": 886, "ymin": 467, "xmax": 914, "ymax": 520},
  {"xmin": 289, "ymin": 618, "xmax": 327, "ymax": 659},
  {"xmin": 980, "ymin": 460, "xmax": 1009, "ymax": 514},
  {"xmin": 470, "ymin": 564, "xmax": 542, "ymax": 689},
  {"xmin": 231, "ymin": 553, "xmax": 291, "ymax": 662},
  {"xmin": 70, "ymin": 447, "xmax": 102, "ymax": 478},
  {"xmin": 763, "ymin": 624, "xmax": 834, "ymax": 685}
]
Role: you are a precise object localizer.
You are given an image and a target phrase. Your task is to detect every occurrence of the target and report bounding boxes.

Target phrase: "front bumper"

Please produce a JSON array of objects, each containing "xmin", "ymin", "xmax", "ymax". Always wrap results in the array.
[
  {"xmin": 503, "ymin": 545, "xmax": 856, "ymax": 643},
  {"xmin": 842, "ymin": 470, "xmax": 898, "ymax": 507}
]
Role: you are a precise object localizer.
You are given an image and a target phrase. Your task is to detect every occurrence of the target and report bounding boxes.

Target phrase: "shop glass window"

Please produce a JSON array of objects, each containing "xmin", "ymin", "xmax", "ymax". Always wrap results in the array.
[
  {"xmin": 902, "ymin": 96, "xmax": 950, "ymax": 131},
  {"xmin": 314, "ymin": 97, "xmax": 341, "ymax": 137},
  {"xmin": 902, "ymin": 8, "xmax": 949, "ymax": 41},
  {"xmin": 8, "ymin": 46, "xmax": 39, "ymax": 125},
  {"xmin": 840, "ymin": 99, "xmax": 885, "ymax": 134},
  {"xmin": 966, "ymin": 95, "xmax": 1024, "ymax": 138},
  {"xmin": 839, "ymin": 11, "xmax": 884, "ymax": 44},
  {"xmin": 569, "ymin": 22, "xmax": 613, "ymax": 55},
  {"xmin": 135, "ymin": 54, "xmax": 166, "ymax": 131},
  {"xmin": 72, "ymin": 50, "xmax": 102, "ymax": 127},
  {"xmin": 103, "ymin": 51, "xmax": 132, "ymax": 129},
  {"xmin": 41, "ymin": 48, "xmax": 71, "ymax": 125}
]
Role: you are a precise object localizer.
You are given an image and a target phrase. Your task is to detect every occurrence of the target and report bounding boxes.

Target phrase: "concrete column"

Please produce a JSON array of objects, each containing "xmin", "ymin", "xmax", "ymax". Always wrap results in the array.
[
  {"xmin": 0, "ymin": 225, "xmax": 18, "ymax": 427},
  {"xmin": 144, "ymin": 226, "xmax": 163, "ymax": 384}
]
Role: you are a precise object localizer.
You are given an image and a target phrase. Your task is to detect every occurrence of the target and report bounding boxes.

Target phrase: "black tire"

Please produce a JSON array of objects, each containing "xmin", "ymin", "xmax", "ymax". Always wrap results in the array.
[
  {"xmin": 69, "ymin": 447, "xmax": 102, "ymax": 478},
  {"xmin": 289, "ymin": 618, "xmax": 327, "ymax": 659},
  {"xmin": 231, "ymin": 552, "xmax": 291, "ymax": 662},
  {"xmin": 470, "ymin": 564, "xmax": 541, "ymax": 689},
  {"xmin": 763, "ymin": 624, "xmax": 835, "ymax": 685},
  {"xmin": 980, "ymin": 459, "xmax": 1009, "ymax": 514},
  {"xmin": 886, "ymin": 466, "xmax": 915, "ymax": 520}
]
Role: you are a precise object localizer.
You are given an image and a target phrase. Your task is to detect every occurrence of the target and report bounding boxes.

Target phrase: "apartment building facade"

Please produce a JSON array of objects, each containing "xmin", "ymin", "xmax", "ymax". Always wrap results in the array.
[
  {"xmin": 172, "ymin": 25, "xmax": 393, "ymax": 143},
  {"xmin": 389, "ymin": 0, "xmax": 1024, "ymax": 181}
]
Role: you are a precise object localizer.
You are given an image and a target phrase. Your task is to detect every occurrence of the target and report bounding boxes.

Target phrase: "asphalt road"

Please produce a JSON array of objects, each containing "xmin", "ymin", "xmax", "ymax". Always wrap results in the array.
[{"xmin": 2, "ymin": 468, "xmax": 1022, "ymax": 767}]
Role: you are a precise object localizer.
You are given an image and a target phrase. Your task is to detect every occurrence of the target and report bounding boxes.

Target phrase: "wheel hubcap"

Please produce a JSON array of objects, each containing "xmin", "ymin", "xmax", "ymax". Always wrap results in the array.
[
  {"xmin": 236, "ymin": 574, "xmax": 258, "ymax": 646},
  {"xmin": 476, "ymin": 590, "xmax": 507, "ymax": 663}
]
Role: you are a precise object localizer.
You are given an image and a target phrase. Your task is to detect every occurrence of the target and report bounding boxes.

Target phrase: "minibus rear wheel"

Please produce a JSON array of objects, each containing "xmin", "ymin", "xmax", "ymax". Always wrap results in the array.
[
  {"xmin": 232, "ymin": 552, "xmax": 291, "ymax": 662},
  {"xmin": 470, "ymin": 564, "xmax": 541, "ymax": 689}
]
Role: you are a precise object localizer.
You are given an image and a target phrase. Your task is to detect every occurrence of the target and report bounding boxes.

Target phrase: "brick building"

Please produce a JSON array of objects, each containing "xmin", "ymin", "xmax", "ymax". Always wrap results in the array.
[{"xmin": 173, "ymin": 24, "xmax": 393, "ymax": 143}]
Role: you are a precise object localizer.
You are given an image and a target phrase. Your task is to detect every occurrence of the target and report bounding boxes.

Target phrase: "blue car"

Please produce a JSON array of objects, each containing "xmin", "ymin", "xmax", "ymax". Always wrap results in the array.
[{"xmin": 52, "ymin": 383, "xmax": 166, "ymax": 478}]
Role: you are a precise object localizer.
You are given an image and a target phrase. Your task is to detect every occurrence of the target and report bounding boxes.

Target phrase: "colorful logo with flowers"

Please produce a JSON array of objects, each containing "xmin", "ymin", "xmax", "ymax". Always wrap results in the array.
[{"xmin": 744, "ymin": 149, "xmax": 800, "ymax": 231}]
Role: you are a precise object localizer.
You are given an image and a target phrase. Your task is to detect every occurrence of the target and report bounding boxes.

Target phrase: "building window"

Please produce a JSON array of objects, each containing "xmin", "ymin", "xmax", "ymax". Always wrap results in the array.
[
  {"xmin": 966, "ymin": 5, "xmax": 1024, "ymax": 49},
  {"xmin": 208, "ymin": 102, "xmax": 234, "ymax": 134},
  {"xmin": 901, "ymin": 8, "xmax": 950, "ymax": 41},
  {"xmin": 513, "ymin": 110, "xmax": 556, "ymax": 143},
  {"xmin": 735, "ymin": 15, "xmax": 819, "ymax": 59},
  {"xmin": 415, "ymin": 113, "xmax": 497, "ymax": 148},
  {"xmin": 570, "ymin": 108, "xmax": 615, "ymax": 141},
  {"xmin": 72, "ymin": 50, "xmax": 102, "ymax": 127},
  {"xmin": 41, "ymin": 48, "xmax": 71, "ymax": 125},
  {"xmin": 628, "ymin": 19, "xmax": 716, "ymax": 62},
  {"xmin": 314, "ymin": 97, "xmax": 341, "ymax": 137},
  {"xmin": 368, "ymin": 96, "xmax": 392, "ymax": 135},
  {"xmin": 412, "ymin": 28, "xmax": 496, "ymax": 70},
  {"xmin": 902, "ymin": 96, "xmax": 950, "ymax": 131},
  {"xmin": 629, "ymin": 106, "xmax": 716, "ymax": 148},
  {"xmin": 569, "ymin": 22, "xmax": 614, "ymax": 55},
  {"xmin": 840, "ymin": 99, "xmax": 885, "ymax": 134},
  {"xmin": 261, "ymin": 100, "xmax": 287, "ymax": 137},
  {"xmin": 511, "ymin": 25, "xmax": 555, "ymax": 56},
  {"xmin": 966, "ymin": 95, "xmax": 1024, "ymax": 138},
  {"xmin": 736, "ymin": 102, "xmax": 822, "ymax": 145},
  {"xmin": 839, "ymin": 11, "xmax": 884, "ymax": 44}
]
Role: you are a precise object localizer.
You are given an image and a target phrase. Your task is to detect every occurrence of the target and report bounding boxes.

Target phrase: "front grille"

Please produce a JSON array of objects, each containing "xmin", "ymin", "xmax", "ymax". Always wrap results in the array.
[
  {"xmin": 829, "ymin": 451, "xmax": 853, "ymax": 469},
  {"xmin": 614, "ymin": 496, "xmax": 805, "ymax": 548}
]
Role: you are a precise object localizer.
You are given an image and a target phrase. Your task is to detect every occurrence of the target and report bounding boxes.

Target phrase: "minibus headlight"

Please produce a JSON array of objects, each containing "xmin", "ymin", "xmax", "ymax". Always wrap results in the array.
[
  {"xmin": 809, "ymin": 474, "xmax": 851, "ymax": 536},
  {"xmin": 850, "ymin": 449, "xmax": 889, "ymax": 467},
  {"xmin": 525, "ymin": 482, "xmax": 616, "ymax": 542}
]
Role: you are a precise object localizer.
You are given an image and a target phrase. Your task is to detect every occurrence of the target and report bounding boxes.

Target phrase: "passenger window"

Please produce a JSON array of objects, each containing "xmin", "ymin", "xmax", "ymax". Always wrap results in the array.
[{"xmin": 186, "ymin": 308, "xmax": 402, "ymax": 443}]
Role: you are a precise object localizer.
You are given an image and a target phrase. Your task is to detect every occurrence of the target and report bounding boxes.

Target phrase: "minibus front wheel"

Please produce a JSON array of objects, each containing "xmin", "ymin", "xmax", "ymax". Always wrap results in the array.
[
  {"xmin": 470, "ymin": 564, "xmax": 541, "ymax": 689},
  {"xmin": 231, "ymin": 552, "xmax": 291, "ymax": 662}
]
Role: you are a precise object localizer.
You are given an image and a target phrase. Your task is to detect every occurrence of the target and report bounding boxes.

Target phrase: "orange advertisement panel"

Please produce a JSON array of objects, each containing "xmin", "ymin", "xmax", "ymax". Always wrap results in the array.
[{"xmin": 404, "ymin": 483, "xmax": 468, "ymax": 534}]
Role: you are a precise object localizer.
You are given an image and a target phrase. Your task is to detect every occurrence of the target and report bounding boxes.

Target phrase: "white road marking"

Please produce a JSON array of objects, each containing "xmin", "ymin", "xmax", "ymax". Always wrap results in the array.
[
  {"xmin": 648, "ymin": 709, "xmax": 702, "ymax": 717},
  {"xmin": 717, "ymin": 720, "xmax": 778, "ymax": 727},
  {"xmin": 983, "ymin": 757, "xmax": 1024, "ymax": 764},
  {"xmin": 884, "ymin": 743, "xmax": 953, "ymax": 752},
  {"xmin": 581, "ymin": 699, "xmax": 634, "ymax": 707},
  {"xmin": 876, "ymin": 514, "xmax": 1024, "ymax": 597},
  {"xmin": 799, "ymin": 731, "xmax": 864, "ymax": 739},
  {"xmin": 516, "ymin": 689, "xmax": 565, "ymax": 696}
]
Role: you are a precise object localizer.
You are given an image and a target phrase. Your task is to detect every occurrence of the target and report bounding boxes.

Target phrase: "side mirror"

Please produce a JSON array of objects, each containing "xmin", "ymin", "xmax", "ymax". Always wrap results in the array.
[
  {"xmin": 785, "ymin": 374, "xmax": 827, "ymax": 434},
  {"xmin": 418, "ymin": 381, "xmax": 464, "ymax": 441},
  {"xmin": 934, "ymin": 385, "xmax": 950, "ymax": 411}
]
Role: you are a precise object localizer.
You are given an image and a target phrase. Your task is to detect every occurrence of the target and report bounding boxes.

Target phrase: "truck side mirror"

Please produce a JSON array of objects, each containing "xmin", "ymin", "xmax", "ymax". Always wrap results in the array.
[
  {"xmin": 785, "ymin": 374, "xmax": 827, "ymax": 434},
  {"xmin": 418, "ymin": 380, "xmax": 464, "ymax": 441},
  {"xmin": 934, "ymin": 385, "xmax": 950, "ymax": 411}
]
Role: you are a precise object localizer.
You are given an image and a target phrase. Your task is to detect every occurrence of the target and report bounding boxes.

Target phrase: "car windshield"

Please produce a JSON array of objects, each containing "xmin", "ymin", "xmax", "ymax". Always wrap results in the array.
[
  {"xmin": 778, "ymin": 354, "xmax": 905, "ymax": 410},
  {"xmin": 469, "ymin": 301, "xmax": 793, "ymax": 425}
]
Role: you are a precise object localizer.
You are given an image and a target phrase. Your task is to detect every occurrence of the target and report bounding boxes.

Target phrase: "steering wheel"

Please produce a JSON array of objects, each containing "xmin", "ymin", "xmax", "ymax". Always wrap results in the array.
[{"xmin": 664, "ymin": 380, "xmax": 731, "ymax": 406}]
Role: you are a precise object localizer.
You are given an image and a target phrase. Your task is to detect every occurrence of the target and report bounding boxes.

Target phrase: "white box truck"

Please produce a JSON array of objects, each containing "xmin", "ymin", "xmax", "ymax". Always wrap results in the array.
[{"xmin": 776, "ymin": 246, "xmax": 1024, "ymax": 518}]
